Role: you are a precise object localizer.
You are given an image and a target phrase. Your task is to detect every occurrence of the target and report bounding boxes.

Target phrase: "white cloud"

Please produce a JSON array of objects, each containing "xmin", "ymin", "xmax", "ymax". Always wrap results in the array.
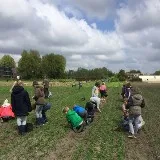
[
  {"xmin": 70, "ymin": 55, "xmax": 82, "ymax": 60},
  {"xmin": 0, "ymin": 0, "xmax": 160, "ymax": 73}
]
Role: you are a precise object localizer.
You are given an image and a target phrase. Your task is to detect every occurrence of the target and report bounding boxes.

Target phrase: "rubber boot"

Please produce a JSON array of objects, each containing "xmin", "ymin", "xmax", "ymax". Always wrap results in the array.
[
  {"xmin": 21, "ymin": 125, "xmax": 27, "ymax": 136},
  {"xmin": 18, "ymin": 126, "xmax": 22, "ymax": 135},
  {"xmin": 36, "ymin": 118, "xmax": 41, "ymax": 126}
]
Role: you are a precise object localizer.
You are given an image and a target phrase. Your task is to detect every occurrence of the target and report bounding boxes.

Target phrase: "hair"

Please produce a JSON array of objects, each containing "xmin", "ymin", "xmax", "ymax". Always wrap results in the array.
[
  {"xmin": 102, "ymin": 82, "xmax": 105, "ymax": 85},
  {"xmin": 17, "ymin": 80, "xmax": 23, "ymax": 86},
  {"xmin": 126, "ymin": 82, "xmax": 131, "ymax": 88},
  {"xmin": 32, "ymin": 81, "xmax": 39, "ymax": 87},
  {"xmin": 95, "ymin": 82, "xmax": 100, "ymax": 87},
  {"xmin": 131, "ymin": 87, "xmax": 141, "ymax": 95},
  {"xmin": 62, "ymin": 107, "xmax": 69, "ymax": 113}
]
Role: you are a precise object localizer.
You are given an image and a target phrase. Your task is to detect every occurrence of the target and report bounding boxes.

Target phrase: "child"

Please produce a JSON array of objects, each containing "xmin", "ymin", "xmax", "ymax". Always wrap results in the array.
[
  {"xmin": 92, "ymin": 82, "xmax": 100, "ymax": 97},
  {"xmin": 10, "ymin": 75, "xmax": 21, "ymax": 93},
  {"xmin": 73, "ymin": 105, "xmax": 88, "ymax": 124},
  {"xmin": 85, "ymin": 102, "xmax": 96, "ymax": 123},
  {"xmin": 0, "ymin": 99, "xmax": 15, "ymax": 122},
  {"xmin": 42, "ymin": 77, "xmax": 49, "ymax": 98},
  {"xmin": 11, "ymin": 81, "xmax": 32, "ymax": 135},
  {"xmin": 90, "ymin": 96, "xmax": 101, "ymax": 113},
  {"xmin": 99, "ymin": 82, "xmax": 108, "ymax": 102},
  {"xmin": 127, "ymin": 90, "xmax": 145, "ymax": 138},
  {"xmin": 32, "ymin": 82, "xmax": 51, "ymax": 125},
  {"xmin": 63, "ymin": 107, "xmax": 84, "ymax": 133},
  {"xmin": 121, "ymin": 84, "xmax": 126, "ymax": 99},
  {"xmin": 122, "ymin": 98, "xmax": 129, "ymax": 118}
]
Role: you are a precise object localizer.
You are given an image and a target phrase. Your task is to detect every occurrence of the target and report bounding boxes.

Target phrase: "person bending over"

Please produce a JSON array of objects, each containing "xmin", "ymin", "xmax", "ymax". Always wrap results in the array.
[{"xmin": 63, "ymin": 107, "xmax": 84, "ymax": 133}]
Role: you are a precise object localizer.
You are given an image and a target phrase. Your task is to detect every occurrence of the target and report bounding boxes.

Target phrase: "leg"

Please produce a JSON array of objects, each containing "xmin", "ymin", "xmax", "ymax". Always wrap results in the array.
[
  {"xmin": 42, "ymin": 103, "xmax": 51, "ymax": 122},
  {"xmin": 134, "ymin": 115, "xmax": 141, "ymax": 134},
  {"xmin": 17, "ymin": 116, "xmax": 26, "ymax": 135},
  {"xmin": 21, "ymin": 116, "xmax": 27, "ymax": 135},
  {"xmin": 128, "ymin": 115, "xmax": 135, "ymax": 136},
  {"xmin": 17, "ymin": 116, "xmax": 22, "ymax": 126},
  {"xmin": 35, "ymin": 105, "xmax": 43, "ymax": 125},
  {"xmin": 96, "ymin": 97, "xmax": 101, "ymax": 112}
]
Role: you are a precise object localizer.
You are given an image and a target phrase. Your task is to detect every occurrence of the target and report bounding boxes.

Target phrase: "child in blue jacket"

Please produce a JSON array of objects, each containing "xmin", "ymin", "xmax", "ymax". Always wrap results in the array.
[{"xmin": 73, "ymin": 105, "xmax": 88, "ymax": 124}]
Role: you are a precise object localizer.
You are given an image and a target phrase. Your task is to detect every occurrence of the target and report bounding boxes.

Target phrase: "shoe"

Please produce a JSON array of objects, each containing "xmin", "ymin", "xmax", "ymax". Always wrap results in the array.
[
  {"xmin": 128, "ymin": 134, "xmax": 137, "ymax": 138},
  {"xmin": 142, "ymin": 121, "xmax": 145, "ymax": 126}
]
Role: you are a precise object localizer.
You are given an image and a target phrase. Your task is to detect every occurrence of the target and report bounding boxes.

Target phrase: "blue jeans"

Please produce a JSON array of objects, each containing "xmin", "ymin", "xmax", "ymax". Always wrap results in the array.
[
  {"xmin": 128, "ymin": 114, "xmax": 140, "ymax": 134},
  {"xmin": 42, "ymin": 103, "xmax": 51, "ymax": 121}
]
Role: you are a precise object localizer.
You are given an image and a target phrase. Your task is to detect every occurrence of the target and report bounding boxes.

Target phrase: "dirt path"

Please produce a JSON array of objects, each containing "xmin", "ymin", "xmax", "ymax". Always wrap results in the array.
[
  {"xmin": 125, "ymin": 129, "xmax": 156, "ymax": 160},
  {"xmin": 46, "ymin": 129, "xmax": 86, "ymax": 160}
]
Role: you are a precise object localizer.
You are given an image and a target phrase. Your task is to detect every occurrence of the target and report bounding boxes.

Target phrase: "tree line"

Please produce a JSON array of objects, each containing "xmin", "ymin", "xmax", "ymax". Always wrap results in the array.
[
  {"xmin": 0, "ymin": 50, "xmax": 66, "ymax": 79},
  {"xmin": 0, "ymin": 50, "xmax": 160, "ymax": 81}
]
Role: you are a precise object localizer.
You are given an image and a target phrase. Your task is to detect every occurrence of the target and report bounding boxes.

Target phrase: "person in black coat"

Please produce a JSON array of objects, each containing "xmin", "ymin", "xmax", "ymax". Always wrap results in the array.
[{"xmin": 11, "ymin": 81, "xmax": 32, "ymax": 135}]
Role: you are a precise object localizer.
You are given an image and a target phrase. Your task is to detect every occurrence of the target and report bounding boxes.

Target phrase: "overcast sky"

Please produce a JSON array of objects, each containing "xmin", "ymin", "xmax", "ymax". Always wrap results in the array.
[{"xmin": 0, "ymin": 0, "xmax": 160, "ymax": 73}]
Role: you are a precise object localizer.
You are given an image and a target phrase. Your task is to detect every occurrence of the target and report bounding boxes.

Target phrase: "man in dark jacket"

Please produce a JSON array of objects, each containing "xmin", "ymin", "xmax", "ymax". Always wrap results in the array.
[{"xmin": 11, "ymin": 81, "xmax": 32, "ymax": 135}]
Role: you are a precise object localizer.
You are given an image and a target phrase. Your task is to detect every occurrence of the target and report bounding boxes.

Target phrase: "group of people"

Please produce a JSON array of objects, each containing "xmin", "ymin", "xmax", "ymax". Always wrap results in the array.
[
  {"xmin": 62, "ymin": 81, "xmax": 108, "ymax": 132},
  {"xmin": 4, "ymin": 76, "xmax": 52, "ymax": 135},
  {"xmin": 121, "ymin": 83, "xmax": 145, "ymax": 138},
  {"xmin": 1, "ymin": 78, "xmax": 145, "ymax": 138}
]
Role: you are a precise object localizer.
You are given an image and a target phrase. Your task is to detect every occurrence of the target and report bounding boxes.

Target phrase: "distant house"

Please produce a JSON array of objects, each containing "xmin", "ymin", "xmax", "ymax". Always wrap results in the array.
[
  {"xmin": 0, "ymin": 66, "xmax": 15, "ymax": 78},
  {"xmin": 126, "ymin": 72, "xmax": 141, "ymax": 80},
  {"xmin": 139, "ymin": 75, "xmax": 160, "ymax": 83}
]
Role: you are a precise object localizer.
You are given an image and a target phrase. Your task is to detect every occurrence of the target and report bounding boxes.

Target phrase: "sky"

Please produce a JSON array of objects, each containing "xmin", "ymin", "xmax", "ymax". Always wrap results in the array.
[{"xmin": 0, "ymin": 0, "xmax": 160, "ymax": 73}]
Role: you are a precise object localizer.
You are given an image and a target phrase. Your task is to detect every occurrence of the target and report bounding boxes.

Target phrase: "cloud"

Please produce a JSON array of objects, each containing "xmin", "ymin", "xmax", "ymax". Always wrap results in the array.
[
  {"xmin": 116, "ymin": 0, "xmax": 160, "ymax": 32},
  {"xmin": 63, "ymin": 0, "xmax": 117, "ymax": 20},
  {"xmin": 0, "ymin": 0, "xmax": 160, "ymax": 73},
  {"xmin": 0, "ymin": 0, "xmax": 124, "ymax": 62},
  {"xmin": 115, "ymin": 0, "xmax": 160, "ymax": 73}
]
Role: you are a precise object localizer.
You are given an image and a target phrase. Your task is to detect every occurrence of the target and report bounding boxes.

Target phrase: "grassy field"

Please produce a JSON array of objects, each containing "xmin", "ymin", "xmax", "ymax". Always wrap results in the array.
[{"xmin": 0, "ymin": 82, "xmax": 160, "ymax": 160}]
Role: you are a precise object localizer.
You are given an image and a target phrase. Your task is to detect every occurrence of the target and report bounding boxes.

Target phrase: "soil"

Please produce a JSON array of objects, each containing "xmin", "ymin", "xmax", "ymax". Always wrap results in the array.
[
  {"xmin": 125, "ymin": 128, "xmax": 156, "ymax": 160},
  {"xmin": 46, "ymin": 130, "xmax": 86, "ymax": 160}
]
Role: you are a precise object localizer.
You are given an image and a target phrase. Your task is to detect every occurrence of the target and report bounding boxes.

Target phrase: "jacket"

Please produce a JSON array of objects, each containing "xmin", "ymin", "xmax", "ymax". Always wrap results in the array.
[
  {"xmin": 128, "ymin": 94, "xmax": 145, "ymax": 115},
  {"xmin": 66, "ymin": 110, "xmax": 83, "ymax": 128},
  {"xmin": 34, "ymin": 85, "xmax": 45, "ymax": 105},
  {"xmin": 73, "ymin": 105, "xmax": 85, "ymax": 114},
  {"xmin": 11, "ymin": 86, "xmax": 32, "ymax": 116},
  {"xmin": 43, "ymin": 79, "xmax": 49, "ymax": 88}
]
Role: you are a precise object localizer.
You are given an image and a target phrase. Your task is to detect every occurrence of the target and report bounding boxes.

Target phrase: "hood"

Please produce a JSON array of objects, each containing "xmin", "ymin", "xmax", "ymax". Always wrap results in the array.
[
  {"xmin": 35, "ymin": 85, "xmax": 44, "ymax": 89},
  {"xmin": 132, "ymin": 94, "xmax": 143, "ymax": 106},
  {"xmin": 12, "ymin": 86, "xmax": 24, "ymax": 94},
  {"xmin": 132, "ymin": 94, "xmax": 143, "ymax": 101},
  {"xmin": 67, "ymin": 110, "xmax": 75, "ymax": 116}
]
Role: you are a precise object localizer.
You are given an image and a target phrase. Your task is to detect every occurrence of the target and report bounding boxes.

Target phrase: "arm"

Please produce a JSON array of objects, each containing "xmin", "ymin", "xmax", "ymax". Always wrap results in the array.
[
  {"xmin": 141, "ymin": 99, "xmax": 145, "ymax": 108},
  {"xmin": 11, "ymin": 94, "xmax": 15, "ymax": 113},
  {"xmin": 10, "ymin": 81, "xmax": 17, "ymax": 93},
  {"xmin": 25, "ymin": 91, "xmax": 32, "ymax": 112}
]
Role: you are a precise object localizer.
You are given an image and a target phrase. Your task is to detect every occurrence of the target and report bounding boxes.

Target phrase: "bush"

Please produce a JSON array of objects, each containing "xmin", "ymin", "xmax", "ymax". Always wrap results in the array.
[
  {"xmin": 130, "ymin": 77, "xmax": 142, "ymax": 82},
  {"xmin": 109, "ymin": 76, "xmax": 119, "ymax": 82}
]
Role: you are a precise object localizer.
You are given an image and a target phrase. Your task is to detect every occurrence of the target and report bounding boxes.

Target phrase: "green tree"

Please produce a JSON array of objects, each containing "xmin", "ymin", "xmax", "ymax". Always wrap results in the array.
[
  {"xmin": 0, "ymin": 55, "xmax": 16, "ymax": 68},
  {"xmin": 117, "ymin": 69, "xmax": 127, "ymax": 81},
  {"xmin": 153, "ymin": 70, "xmax": 160, "ymax": 75},
  {"xmin": 41, "ymin": 53, "xmax": 66, "ymax": 78},
  {"xmin": 18, "ymin": 50, "xmax": 42, "ymax": 79},
  {"xmin": 129, "ymin": 70, "xmax": 141, "ymax": 74}
]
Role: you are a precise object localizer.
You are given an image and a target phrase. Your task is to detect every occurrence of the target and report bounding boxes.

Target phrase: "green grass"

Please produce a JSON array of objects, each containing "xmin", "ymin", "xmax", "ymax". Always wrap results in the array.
[
  {"xmin": 136, "ymin": 83, "xmax": 160, "ymax": 158},
  {"xmin": 71, "ymin": 87, "xmax": 125, "ymax": 160},
  {"xmin": 0, "ymin": 82, "xmax": 125, "ymax": 160},
  {"xmin": 1, "ymin": 82, "xmax": 160, "ymax": 160}
]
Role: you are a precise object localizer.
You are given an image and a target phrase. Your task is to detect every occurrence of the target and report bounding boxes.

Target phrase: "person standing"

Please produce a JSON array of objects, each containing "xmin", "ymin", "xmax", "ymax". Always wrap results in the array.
[
  {"xmin": 90, "ymin": 82, "xmax": 101, "ymax": 112},
  {"xmin": 42, "ymin": 77, "xmax": 49, "ymax": 98},
  {"xmin": 11, "ymin": 81, "xmax": 32, "ymax": 135}
]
